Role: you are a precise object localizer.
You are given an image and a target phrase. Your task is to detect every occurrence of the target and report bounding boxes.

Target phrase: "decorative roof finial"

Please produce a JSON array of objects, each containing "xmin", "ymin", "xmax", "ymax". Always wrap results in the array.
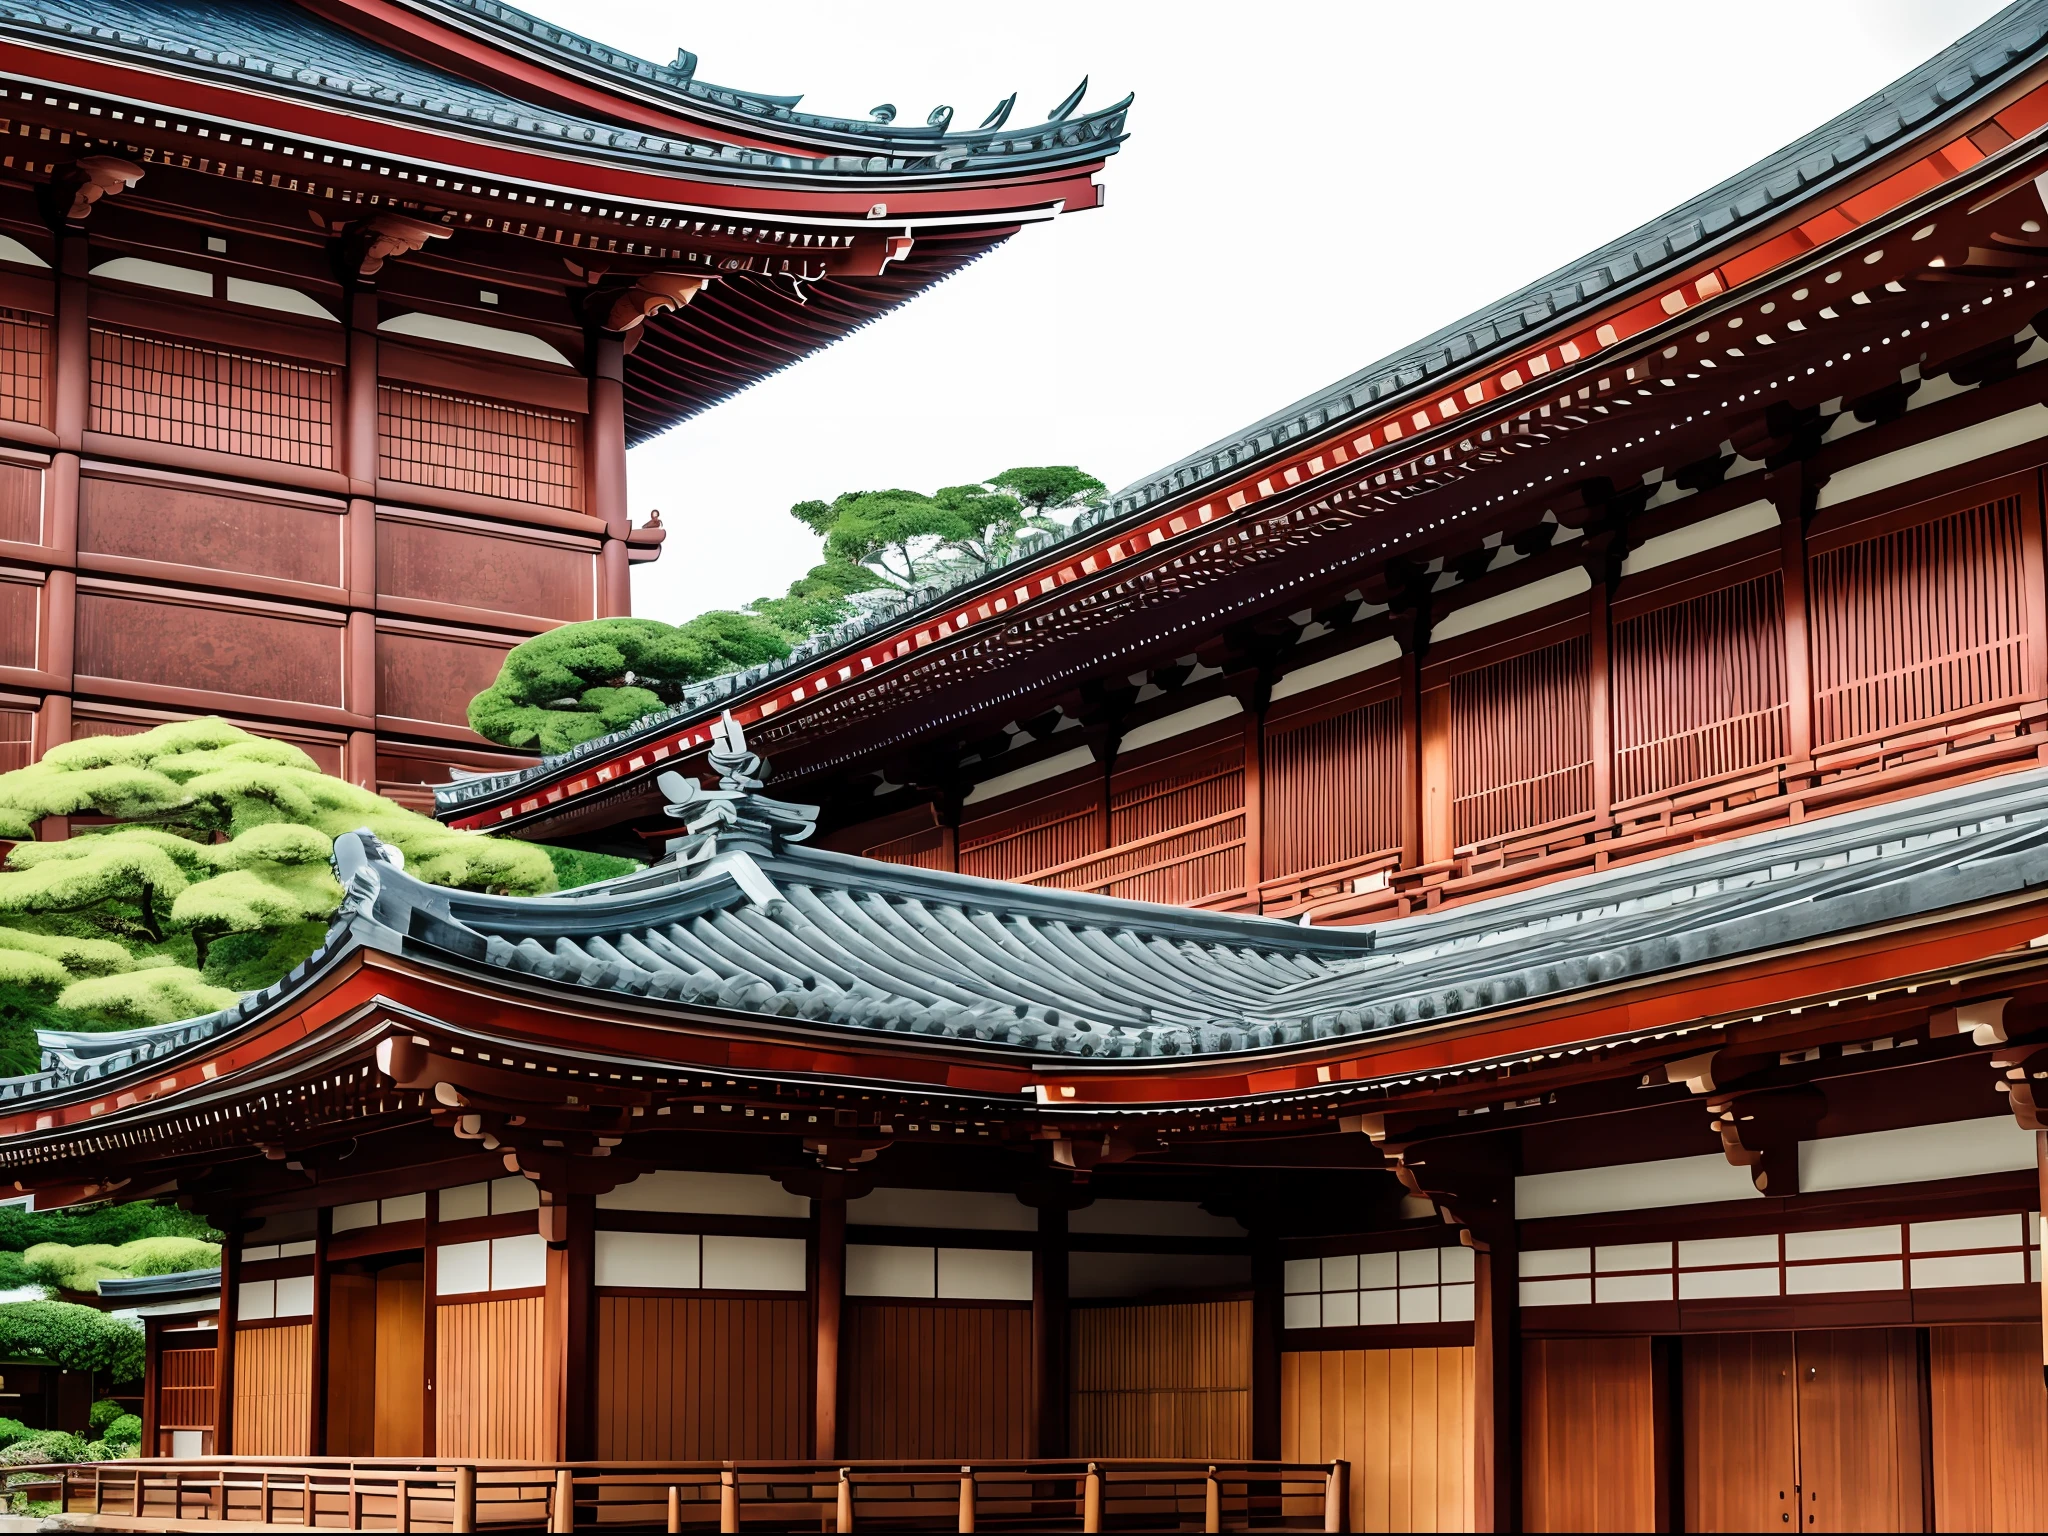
[{"xmin": 656, "ymin": 711, "xmax": 819, "ymax": 862}]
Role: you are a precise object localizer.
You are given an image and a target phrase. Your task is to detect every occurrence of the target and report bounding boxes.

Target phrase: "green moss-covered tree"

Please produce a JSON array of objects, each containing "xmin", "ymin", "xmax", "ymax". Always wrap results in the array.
[
  {"xmin": 470, "ymin": 465, "xmax": 1100, "ymax": 754},
  {"xmin": 0, "ymin": 720, "xmax": 556, "ymax": 1038}
]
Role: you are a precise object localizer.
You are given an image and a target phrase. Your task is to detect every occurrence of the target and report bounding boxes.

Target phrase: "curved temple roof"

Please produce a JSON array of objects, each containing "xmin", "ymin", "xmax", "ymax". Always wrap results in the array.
[
  {"xmin": 17, "ymin": 737, "xmax": 2048, "ymax": 1111},
  {"xmin": 0, "ymin": 0, "xmax": 1130, "ymax": 183}
]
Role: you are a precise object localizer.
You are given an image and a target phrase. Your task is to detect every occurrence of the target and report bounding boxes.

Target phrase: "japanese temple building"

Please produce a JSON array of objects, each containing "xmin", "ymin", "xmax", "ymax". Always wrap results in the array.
[
  {"xmin": 15, "ymin": 1, "xmax": 2048, "ymax": 1533},
  {"xmin": 0, "ymin": 0, "xmax": 1124, "ymax": 803}
]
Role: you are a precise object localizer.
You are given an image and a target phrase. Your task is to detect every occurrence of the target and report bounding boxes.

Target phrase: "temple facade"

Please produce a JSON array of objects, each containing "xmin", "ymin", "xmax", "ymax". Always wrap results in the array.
[
  {"xmin": 13, "ymin": 3, "xmax": 2048, "ymax": 1534},
  {"xmin": 0, "ymin": 0, "xmax": 1124, "ymax": 806}
]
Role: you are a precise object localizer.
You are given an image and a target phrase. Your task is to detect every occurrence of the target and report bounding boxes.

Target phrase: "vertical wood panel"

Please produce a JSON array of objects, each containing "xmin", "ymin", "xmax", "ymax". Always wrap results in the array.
[
  {"xmin": 436, "ymin": 1295, "xmax": 548, "ymax": 1459},
  {"xmin": 229, "ymin": 1325, "xmax": 310, "ymax": 1457},
  {"xmin": 1071, "ymin": 1301, "xmax": 1251, "ymax": 1459},
  {"xmin": 1104, "ymin": 748, "xmax": 1244, "ymax": 903},
  {"xmin": 1796, "ymin": 1328, "xmax": 1923, "ymax": 1534},
  {"xmin": 0, "ymin": 460, "xmax": 40, "ymax": 543},
  {"xmin": 1449, "ymin": 636, "xmax": 1590, "ymax": 847},
  {"xmin": 960, "ymin": 793, "xmax": 1102, "ymax": 883},
  {"xmin": 324, "ymin": 1274, "xmax": 377, "ymax": 1456},
  {"xmin": 0, "ymin": 580, "xmax": 35, "ymax": 671},
  {"xmin": 1929, "ymin": 1323, "xmax": 2048, "ymax": 1532},
  {"xmin": 1264, "ymin": 696, "xmax": 1402, "ymax": 879},
  {"xmin": 1613, "ymin": 573, "xmax": 1788, "ymax": 800},
  {"xmin": 80, "ymin": 477, "xmax": 341, "ymax": 586},
  {"xmin": 372, "ymin": 1264, "xmax": 423, "ymax": 1458},
  {"xmin": 1810, "ymin": 494, "xmax": 2030, "ymax": 746},
  {"xmin": 841, "ymin": 1301, "xmax": 1033, "ymax": 1460},
  {"xmin": 1281, "ymin": 1347, "xmax": 1473, "ymax": 1533},
  {"xmin": 1683, "ymin": 1332, "xmax": 1797, "ymax": 1534},
  {"xmin": 594, "ymin": 1295, "xmax": 807, "ymax": 1460},
  {"xmin": 1521, "ymin": 1337, "xmax": 1653, "ymax": 1533}
]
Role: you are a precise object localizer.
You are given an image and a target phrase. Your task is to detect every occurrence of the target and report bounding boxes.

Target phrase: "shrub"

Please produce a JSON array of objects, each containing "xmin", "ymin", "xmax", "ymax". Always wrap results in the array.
[
  {"xmin": 21, "ymin": 1237, "xmax": 219, "ymax": 1294},
  {"xmin": 539, "ymin": 845, "xmax": 641, "ymax": 890},
  {"xmin": 0, "ymin": 1198, "xmax": 216, "ymax": 1252},
  {"xmin": 100, "ymin": 1415, "xmax": 140, "ymax": 1448},
  {"xmin": 0, "ymin": 1302, "xmax": 143, "ymax": 1380},
  {"xmin": 86, "ymin": 1400, "xmax": 123, "ymax": 1436},
  {"xmin": 0, "ymin": 1419, "xmax": 27, "ymax": 1451},
  {"xmin": 0, "ymin": 1430, "xmax": 87, "ymax": 1465}
]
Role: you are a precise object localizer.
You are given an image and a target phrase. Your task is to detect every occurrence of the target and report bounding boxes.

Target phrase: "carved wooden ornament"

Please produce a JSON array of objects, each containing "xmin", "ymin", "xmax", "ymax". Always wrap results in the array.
[
  {"xmin": 349, "ymin": 212, "xmax": 451, "ymax": 277},
  {"xmin": 60, "ymin": 155, "xmax": 144, "ymax": 220},
  {"xmin": 600, "ymin": 272, "xmax": 708, "ymax": 333}
]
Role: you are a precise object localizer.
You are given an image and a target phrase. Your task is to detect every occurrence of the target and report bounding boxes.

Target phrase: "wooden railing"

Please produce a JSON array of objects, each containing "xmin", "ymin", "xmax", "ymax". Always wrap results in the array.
[{"xmin": 47, "ymin": 1456, "xmax": 1350, "ymax": 1532}]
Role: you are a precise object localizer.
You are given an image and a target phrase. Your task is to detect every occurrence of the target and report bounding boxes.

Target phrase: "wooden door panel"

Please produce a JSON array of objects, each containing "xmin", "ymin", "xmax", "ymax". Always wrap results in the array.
[
  {"xmin": 373, "ymin": 1263, "xmax": 424, "ymax": 1457},
  {"xmin": 1795, "ymin": 1329, "xmax": 1923, "ymax": 1534},
  {"xmin": 1522, "ymin": 1336, "xmax": 1656, "ymax": 1532},
  {"xmin": 1928, "ymin": 1324, "xmax": 2047, "ymax": 1533},
  {"xmin": 323, "ymin": 1273, "xmax": 376, "ymax": 1456},
  {"xmin": 1684, "ymin": 1332, "xmax": 1798, "ymax": 1533}
]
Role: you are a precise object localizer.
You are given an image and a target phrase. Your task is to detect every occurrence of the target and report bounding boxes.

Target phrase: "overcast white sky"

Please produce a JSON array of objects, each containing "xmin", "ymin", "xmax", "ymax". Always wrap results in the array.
[{"xmin": 519, "ymin": 0, "xmax": 2011, "ymax": 622}]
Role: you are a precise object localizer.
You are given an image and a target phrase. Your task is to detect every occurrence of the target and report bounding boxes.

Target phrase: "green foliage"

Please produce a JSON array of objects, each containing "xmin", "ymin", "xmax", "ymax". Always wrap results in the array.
[
  {"xmin": 0, "ymin": 720, "xmax": 555, "ymax": 1033},
  {"xmin": 86, "ymin": 1400, "xmax": 121, "ymax": 1436},
  {"xmin": 0, "ymin": 1199, "xmax": 216, "ymax": 1253},
  {"xmin": 0, "ymin": 1302, "xmax": 143, "ymax": 1380},
  {"xmin": 22, "ymin": 1237, "xmax": 220, "ymax": 1293},
  {"xmin": 540, "ymin": 845, "xmax": 641, "ymax": 890},
  {"xmin": 470, "ymin": 466, "xmax": 1100, "ymax": 752},
  {"xmin": 0, "ymin": 1419, "xmax": 27, "ymax": 1451},
  {"xmin": 0, "ymin": 1430, "xmax": 87, "ymax": 1464},
  {"xmin": 100, "ymin": 1414, "xmax": 139, "ymax": 1448}
]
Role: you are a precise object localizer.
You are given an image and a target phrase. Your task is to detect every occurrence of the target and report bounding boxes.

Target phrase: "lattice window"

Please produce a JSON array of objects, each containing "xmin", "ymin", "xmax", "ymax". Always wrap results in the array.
[
  {"xmin": 863, "ymin": 826, "xmax": 951, "ymax": 870},
  {"xmin": 1450, "ymin": 636, "xmax": 1591, "ymax": 847},
  {"xmin": 1101, "ymin": 751, "xmax": 1244, "ymax": 904},
  {"xmin": 1809, "ymin": 495, "xmax": 2030, "ymax": 747},
  {"xmin": 0, "ymin": 307, "xmax": 49, "ymax": 428},
  {"xmin": 88, "ymin": 327, "xmax": 335, "ymax": 466},
  {"xmin": 1264, "ymin": 697, "xmax": 1402, "ymax": 879},
  {"xmin": 378, "ymin": 385, "xmax": 583, "ymax": 511},
  {"xmin": 0, "ymin": 707, "xmax": 31, "ymax": 774},
  {"xmin": 959, "ymin": 800, "xmax": 1098, "ymax": 883},
  {"xmin": 1614, "ymin": 574, "xmax": 1788, "ymax": 802}
]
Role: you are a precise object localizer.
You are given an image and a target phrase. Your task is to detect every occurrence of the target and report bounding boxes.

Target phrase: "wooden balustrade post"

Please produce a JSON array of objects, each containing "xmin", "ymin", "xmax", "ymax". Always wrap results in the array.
[
  {"xmin": 551, "ymin": 1467, "xmax": 573, "ymax": 1533},
  {"xmin": 835, "ymin": 1467, "xmax": 853, "ymax": 1534},
  {"xmin": 1324, "ymin": 1460, "xmax": 1349, "ymax": 1533},
  {"xmin": 719, "ymin": 1466, "xmax": 738, "ymax": 1534},
  {"xmin": 1083, "ymin": 1464, "xmax": 1102, "ymax": 1533},
  {"xmin": 958, "ymin": 1467, "xmax": 975, "ymax": 1534},
  {"xmin": 395, "ymin": 1473, "xmax": 412, "ymax": 1534},
  {"xmin": 452, "ymin": 1465, "xmax": 475, "ymax": 1534},
  {"xmin": 666, "ymin": 1482, "xmax": 681, "ymax": 1534},
  {"xmin": 1204, "ymin": 1466, "xmax": 1220, "ymax": 1533}
]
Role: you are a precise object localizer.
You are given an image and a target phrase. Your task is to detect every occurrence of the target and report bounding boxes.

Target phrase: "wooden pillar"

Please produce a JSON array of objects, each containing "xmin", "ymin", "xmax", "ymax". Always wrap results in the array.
[
  {"xmin": 813, "ymin": 1194, "xmax": 845, "ymax": 1460},
  {"xmin": 1473, "ymin": 1231, "xmax": 1520, "ymax": 1533},
  {"xmin": 1241, "ymin": 703, "xmax": 1265, "ymax": 909},
  {"xmin": 1032, "ymin": 1205, "xmax": 1069, "ymax": 1459},
  {"xmin": 2023, "ymin": 471, "xmax": 2048, "ymax": 701},
  {"xmin": 308, "ymin": 1206, "xmax": 331, "ymax": 1455},
  {"xmin": 2037, "ymin": 1131, "xmax": 2047, "ymax": 1390},
  {"xmin": 1399, "ymin": 646, "xmax": 1422, "ymax": 868},
  {"xmin": 1776, "ymin": 477, "xmax": 1814, "ymax": 771},
  {"xmin": 421, "ymin": 1189, "xmax": 439, "ymax": 1456},
  {"xmin": 344, "ymin": 289, "xmax": 380, "ymax": 786},
  {"xmin": 42, "ymin": 229, "xmax": 86, "ymax": 768},
  {"xmin": 140, "ymin": 1315, "xmax": 163, "ymax": 1458},
  {"xmin": 588, "ymin": 333, "xmax": 630, "ymax": 617},
  {"xmin": 1587, "ymin": 578, "xmax": 1613, "ymax": 826},
  {"xmin": 540, "ymin": 1192, "xmax": 596, "ymax": 1461},
  {"xmin": 214, "ymin": 1238, "xmax": 241, "ymax": 1455},
  {"xmin": 1419, "ymin": 683, "xmax": 1452, "ymax": 865},
  {"xmin": 345, "ymin": 291, "xmax": 379, "ymax": 492},
  {"xmin": 1250, "ymin": 1237, "xmax": 1282, "ymax": 1461}
]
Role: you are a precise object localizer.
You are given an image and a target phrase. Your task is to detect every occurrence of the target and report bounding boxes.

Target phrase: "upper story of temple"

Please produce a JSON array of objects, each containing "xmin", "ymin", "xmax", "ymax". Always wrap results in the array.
[{"xmin": 0, "ymin": 0, "xmax": 1124, "ymax": 802}]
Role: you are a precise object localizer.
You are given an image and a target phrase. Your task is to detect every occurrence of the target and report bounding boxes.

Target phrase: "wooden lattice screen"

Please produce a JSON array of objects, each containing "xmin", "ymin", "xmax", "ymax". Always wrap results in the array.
[
  {"xmin": 1263, "ymin": 696, "xmax": 1402, "ymax": 880},
  {"xmin": 1450, "ymin": 636, "xmax": 1591, "ymax": 848},
  {"xmin": 378, "ymin": 385, "xmax": 583, "ymax": 511},
  {"xmin": 0, "ymin": 307, "xmax": 49, "ymax": 429},
  {"xmin": 1809, "ymin": 494, "xmax": 2031, "ymax": 747},
  {"xmin": 1102, "ymin": 749, "xmax": 1244, "ymax": 904},
  {"xmin": 89, "ymin": 327, "xmax": 335, "ymax": 467},
  {"xmin": 1613, "ymin": 573, "xmax": 1789, "ymax": 802},
  {"xmin": 959, "ymin": 796, "xmax": 1099, "ymax": 884}
]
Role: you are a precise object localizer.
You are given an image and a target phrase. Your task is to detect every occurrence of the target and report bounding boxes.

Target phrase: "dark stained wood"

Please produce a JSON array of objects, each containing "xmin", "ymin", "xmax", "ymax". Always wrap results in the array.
[
  {"xmin": 307, "ymin": 1206, "xmax": 330, "ymax": 1456},
  {"xmin": 1473, "ymin": 1242, "xmax": 1518, "ymax": 1535},
  {"xmin": 0, "ymin": 578, "xmax": 36, "ymax": 671},
  {"xmin": 1795, "ymin": 1328, "xmax": 1924, "ymax": 1533},
  {"xmin": 1682, "ymin": 1331, "xmax": 1797, "ymax": 1534},
  {"xmin": 1252, "ymin": 1239, "xmax": 1282, "ymax": 1461},
  {"xmin": 1521, "ymin": 1336, "xmax": 1655, "ymax": 1532},
  {"xmin": 214, "ymin": 1239, "xmax": 239, "ymax": 1460},
  {"xmin": 812, "ymin": 1195, "xmax": 844, "ymax": 1460},
  {"xmin": 1034, "ymin": 1204, "xmax": 1070, "ymax": 1458},
  {"xmin": 840, "ymin": 1300, "xmax": 1032, "ymax": 1460}
]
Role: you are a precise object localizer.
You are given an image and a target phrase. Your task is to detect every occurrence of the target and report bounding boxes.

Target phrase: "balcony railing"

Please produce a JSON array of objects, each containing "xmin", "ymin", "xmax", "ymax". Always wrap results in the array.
[{"xmin": 44, "ymin": 1456, "xmax": 1351, "ymax": 1532}]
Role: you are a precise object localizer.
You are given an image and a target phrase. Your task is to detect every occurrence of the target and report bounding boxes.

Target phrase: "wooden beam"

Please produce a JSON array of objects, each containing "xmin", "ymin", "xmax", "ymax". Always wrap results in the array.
[
  {"xmin": 813, "ymin": 1193, "xmax": 845, "ymax": 1460},
  {"xmin": 140, "ymin": 1314, "xmax": 163, "ymax": 1458}
]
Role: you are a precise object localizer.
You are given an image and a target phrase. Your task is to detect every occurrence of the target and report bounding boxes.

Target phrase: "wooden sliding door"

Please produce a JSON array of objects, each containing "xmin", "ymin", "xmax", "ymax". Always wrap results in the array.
[{"xmin": 1684, "ymin": 1329, "xmax": 1921, "ymax": 1534}]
